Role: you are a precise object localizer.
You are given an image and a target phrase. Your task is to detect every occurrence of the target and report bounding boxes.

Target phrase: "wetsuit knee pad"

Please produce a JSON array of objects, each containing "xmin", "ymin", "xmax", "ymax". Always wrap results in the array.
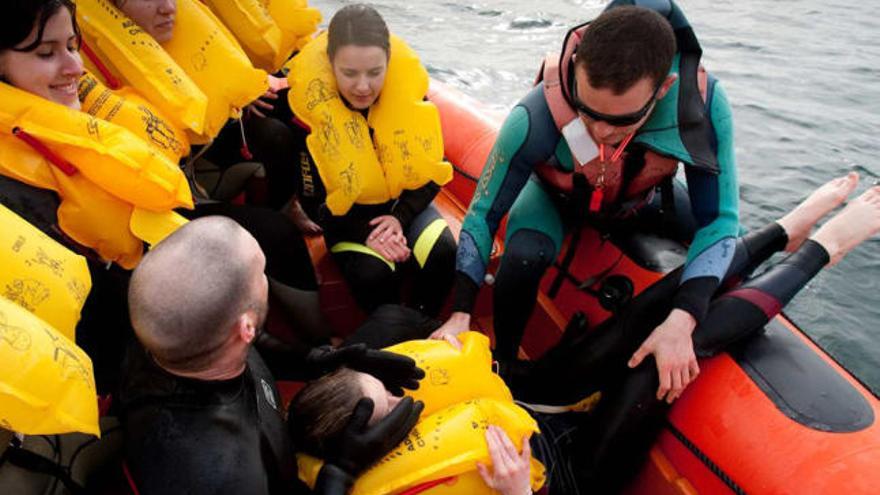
[
  {"xmin": 497, "ymin": 229, "xmax": 558, "ymax": 282},
  {"xmin": 743, "ymin": 239, "xmax": 828, "ymax": 306},
  {"xmin": 334, "ymin": 250, "xmax": 396, "ymax": 289}
]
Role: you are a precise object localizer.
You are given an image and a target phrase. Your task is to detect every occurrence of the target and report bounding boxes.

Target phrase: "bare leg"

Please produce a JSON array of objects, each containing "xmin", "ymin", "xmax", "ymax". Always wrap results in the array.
[
  {"xmin": 286, "ymin": 196, "xmax": 323, "ymax": 236},
  {"xmin": 776, "ymin": 172, "xmax": 859, "ymax": 252},
  {"xmin": 811, "ymin": 185, "xmax": 880, "ymax": 266},
  {"xmin": 695, "ymin": 184, "xmax": 880, "ymax": 356}
]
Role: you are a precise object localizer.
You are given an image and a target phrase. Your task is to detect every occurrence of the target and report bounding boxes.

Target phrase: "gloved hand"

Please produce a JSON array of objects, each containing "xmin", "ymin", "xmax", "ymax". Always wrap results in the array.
[
  {"xmin": 305, "ymin": 344, "xmax": 425, "ymax": 396},
  {"xmin": 315, "ymin": 397, "xmax": 424, "ymax": 494}
]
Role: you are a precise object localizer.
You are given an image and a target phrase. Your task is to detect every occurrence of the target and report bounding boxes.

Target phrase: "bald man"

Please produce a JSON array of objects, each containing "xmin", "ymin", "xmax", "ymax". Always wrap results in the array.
[{"xmin": 119, "ymin": 217, "xmax": 423, "ymax": 495}]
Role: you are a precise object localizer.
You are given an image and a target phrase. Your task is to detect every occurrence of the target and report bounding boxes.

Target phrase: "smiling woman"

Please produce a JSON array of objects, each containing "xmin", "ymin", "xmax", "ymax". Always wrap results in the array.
[
  {"xmin": 0, "ymin": 1, "xmax": 82, "ymax": 109},
  {"xmin": 0, "ymin": 0, "xmax": 195, "ymax": 394}
]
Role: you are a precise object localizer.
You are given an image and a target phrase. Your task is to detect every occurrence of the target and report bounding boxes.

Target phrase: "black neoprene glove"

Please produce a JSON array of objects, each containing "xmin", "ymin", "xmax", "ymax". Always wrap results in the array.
[
  {"xmin": 314, "ymin": 397, "xmax": 425, "ymax": 494},
  {"xmin": 305, "ymin": 344, "xmax": 425, "ymax": 396}
]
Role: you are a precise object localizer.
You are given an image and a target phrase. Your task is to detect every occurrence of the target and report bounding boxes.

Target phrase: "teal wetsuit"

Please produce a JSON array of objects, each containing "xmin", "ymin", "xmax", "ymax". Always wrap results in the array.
[{"xmin": 452, "ymin": 56, "xmax": 739, "ymax": 358}]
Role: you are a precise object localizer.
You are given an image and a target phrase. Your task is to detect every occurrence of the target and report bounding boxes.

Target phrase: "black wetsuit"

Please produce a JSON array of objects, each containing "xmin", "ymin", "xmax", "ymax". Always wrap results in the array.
[
  {"xmin": 120, "ymin": 305, "xmax": 436, "ymax": 495},
  {"xmin": 317, "ymin": 226, "xmax": 832, "ymax": 495},
  {"xmin": 118, "ymin": 345, "xmax": 309, "ymax": 495},
  {"xmin": 0, "ymin": 175, "xmax": 131, "ymax": 394},
  {"xmin": 286, "ymin": 107, "xmax": 456, "ymax": 317},
  {"xmin": 201, "ymin": 115, "xmax": 299, "ymax": 210},
  {"xmin": 501, "ymin": 222, "xmax": 828, "ymax": 493}
]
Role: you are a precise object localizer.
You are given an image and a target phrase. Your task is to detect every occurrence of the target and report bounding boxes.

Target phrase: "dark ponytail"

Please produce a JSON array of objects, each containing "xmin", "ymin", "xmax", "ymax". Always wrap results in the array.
[{"xmin": 327, "ymin": 4, "xmax": 390, "ymax": 61}]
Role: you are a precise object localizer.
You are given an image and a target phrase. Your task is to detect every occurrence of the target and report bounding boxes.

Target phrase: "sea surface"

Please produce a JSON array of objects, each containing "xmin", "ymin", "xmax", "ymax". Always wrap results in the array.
[{"xmin": 312, "ymin": 0, "xmax": 880, "ymax": 395}]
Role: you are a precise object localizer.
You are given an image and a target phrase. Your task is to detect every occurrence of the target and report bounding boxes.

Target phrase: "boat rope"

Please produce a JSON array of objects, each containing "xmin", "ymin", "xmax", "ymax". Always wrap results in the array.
[{"xmin": 665, "ymin": 420, "xmax": 748, "ymax": 495}]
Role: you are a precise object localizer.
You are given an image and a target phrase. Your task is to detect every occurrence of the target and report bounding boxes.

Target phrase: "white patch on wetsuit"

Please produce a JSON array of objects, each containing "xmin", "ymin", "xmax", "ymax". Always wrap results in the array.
[
  {"xmin": 261, "ymin": 378, "xmax": 278, "ymax": 411},
  {"xmin": 561, "ymin": 118, "xmax": 598, "ymax": 166}
]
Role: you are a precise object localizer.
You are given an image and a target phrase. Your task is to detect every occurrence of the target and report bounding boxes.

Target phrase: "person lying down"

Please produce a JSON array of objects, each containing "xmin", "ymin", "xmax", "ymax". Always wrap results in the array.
[{"xmin": 289, "ymin": 174, "xmax": 880, "ymax": 495}]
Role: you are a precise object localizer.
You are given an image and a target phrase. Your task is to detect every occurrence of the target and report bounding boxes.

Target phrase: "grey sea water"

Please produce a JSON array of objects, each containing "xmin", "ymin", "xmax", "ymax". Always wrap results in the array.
[{"xmin": 312, "ymin": 0, "xmax": 880, "ymax": 394}]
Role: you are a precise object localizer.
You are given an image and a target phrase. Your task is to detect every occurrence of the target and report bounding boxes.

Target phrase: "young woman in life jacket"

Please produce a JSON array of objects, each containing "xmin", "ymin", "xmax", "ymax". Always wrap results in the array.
[
  {"xmin": 291, "ymin": 174, "xmax": 880, "ymax": 494},
  {"xmin": 0, "ymin": 0, "xmax": 149, "ymax": 392},
  {"xmin": 286, "ymin": 4, "xmax": 457, "ymax": 317},
  {"xmin": 111, "ymin": 0, "xmax": 322, "ymax": 234},
  {"xmin": 0, "ymin": 0, "xmax": 327, "ymax": 388}
]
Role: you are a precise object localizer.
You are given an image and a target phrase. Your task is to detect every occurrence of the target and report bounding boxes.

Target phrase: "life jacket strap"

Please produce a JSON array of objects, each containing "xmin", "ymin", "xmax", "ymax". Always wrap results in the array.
[
  {"xmin": 12, "ymin": 128, "xmax": 78, "ymax": 176},
  {"xmin": 80, "ymin": 40, "xmax": 122, "ymax": 90},
  {"xmin": 398, "ymin": 476, "xmax": 457, "ymax": 495}
]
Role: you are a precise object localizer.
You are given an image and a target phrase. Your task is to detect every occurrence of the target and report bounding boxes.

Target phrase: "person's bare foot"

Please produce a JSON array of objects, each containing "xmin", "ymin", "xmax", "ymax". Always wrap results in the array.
[
  {"xmin": 776, "ymin": 172, "xmax": 859, "ymax": 252},
  {"xmin": 810, "ymin": 185, "xmax": 880, "ymax": 266},
  {"xmin": 288, "ymin": 198, "xmax": 323, "ymax": 236}
]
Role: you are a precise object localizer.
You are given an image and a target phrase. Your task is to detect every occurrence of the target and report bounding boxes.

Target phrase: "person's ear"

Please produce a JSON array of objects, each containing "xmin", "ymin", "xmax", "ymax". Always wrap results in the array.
[
  {"xmin": 237, "ymin": 313, "xmax": 257, "ymax": 344},
  {"xmin": 656, "ymin": 73, "xmax": 678, "ymax": 100}
]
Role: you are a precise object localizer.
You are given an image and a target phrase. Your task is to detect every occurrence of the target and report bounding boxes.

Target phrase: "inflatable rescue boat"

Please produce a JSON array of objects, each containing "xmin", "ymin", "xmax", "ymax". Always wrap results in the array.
[{"xmin": 300, "ymin": 81, "xmax": 880, "ymax": 494}]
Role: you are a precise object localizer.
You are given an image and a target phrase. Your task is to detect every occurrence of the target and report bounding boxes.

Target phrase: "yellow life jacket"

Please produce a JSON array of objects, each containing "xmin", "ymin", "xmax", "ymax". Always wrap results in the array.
[
  {"xmin": 78, "ymin": 70, "xmax": 190, "ymax": 161},
  {"xmin": 162, "ymin": 0, "xmax": 269, "ymax": 141},
  {"xmin": 0, "ymin": 204, "xmax": 91, "ymax": 340},
  {"xmin": 76, "ymin": 0, "xmax": 268, "ymax": 142},
  {"xmin": 385, "ymin": 330, "xmax": 513, "ymax": 415},
  {"xmin": 0, "ymin": 82, "xmax": 192, "ymax": 269},
  {"xmin": 268, "ymin": 0, "xmax": 322, "ymax": 53},
  {"xmin": 76, "ymin": 0, "xmax": 208, "ymax": 136},
  {"xmin": 287, "ymin": 32, "xmax": 452, "ymax": 216},
  {"xmin": 297, "ymin": 333, "xmax": 547, "ymax": 495},
  {"xmin": 202, "ymin": 0, "xmax": 317, "ymax": 72},
  {"xmin": 0, "ymin": 205, "xmax": 98, "ymax": 436}
]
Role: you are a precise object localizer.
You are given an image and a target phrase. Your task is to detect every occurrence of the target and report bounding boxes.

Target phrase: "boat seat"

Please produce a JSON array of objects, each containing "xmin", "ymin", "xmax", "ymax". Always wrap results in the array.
[
  {"xmin": 611, "ymin": 230, "xmax": 687, "ymax": 274},
  {"xmin": 731, "ymin": 319, "xmax": 874, "ymax": 432}
]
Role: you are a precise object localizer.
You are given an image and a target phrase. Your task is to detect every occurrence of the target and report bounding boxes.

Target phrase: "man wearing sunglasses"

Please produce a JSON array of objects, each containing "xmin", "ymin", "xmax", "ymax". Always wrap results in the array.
[{"xmin": 435, "ymin": 0, "xmax": 739, "ymax": 411}]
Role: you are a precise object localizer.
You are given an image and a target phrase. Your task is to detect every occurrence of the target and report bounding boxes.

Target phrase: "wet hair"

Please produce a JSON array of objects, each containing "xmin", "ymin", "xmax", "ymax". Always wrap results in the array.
[
  {"xmin": 129, "ymin": 217, "xmax": 264, "ymax": 373},
  {"xmin": 575, "ymin": 6, "xmax": 676, "ymax": 94},
  {"xmin": 327, "ymin": 4, "xmax": 390, "ymax": 61},
  {"xmin": 1, "ymin": 0, "xmax": 79, "ymax": 53},
  {"xmin": 288, "ymin": 368, "xmax": 363, "ymax": 456}
]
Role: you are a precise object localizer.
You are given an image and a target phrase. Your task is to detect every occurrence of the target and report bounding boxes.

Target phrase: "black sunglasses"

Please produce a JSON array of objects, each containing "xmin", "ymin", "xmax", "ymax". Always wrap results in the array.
[{"xmin": 571, "ymin": 80, "xmax": 661, "ymax": 127}]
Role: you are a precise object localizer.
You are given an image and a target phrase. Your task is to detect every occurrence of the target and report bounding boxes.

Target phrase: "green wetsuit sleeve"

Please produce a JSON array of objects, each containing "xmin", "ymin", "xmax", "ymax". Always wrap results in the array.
[
  {"xmin": 452, "ymin": 85, "xmax": 562, "ymax": 312},
  {"xmin": 674, "ymin": 81, "xmax": 741, "ymax": 322}
]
